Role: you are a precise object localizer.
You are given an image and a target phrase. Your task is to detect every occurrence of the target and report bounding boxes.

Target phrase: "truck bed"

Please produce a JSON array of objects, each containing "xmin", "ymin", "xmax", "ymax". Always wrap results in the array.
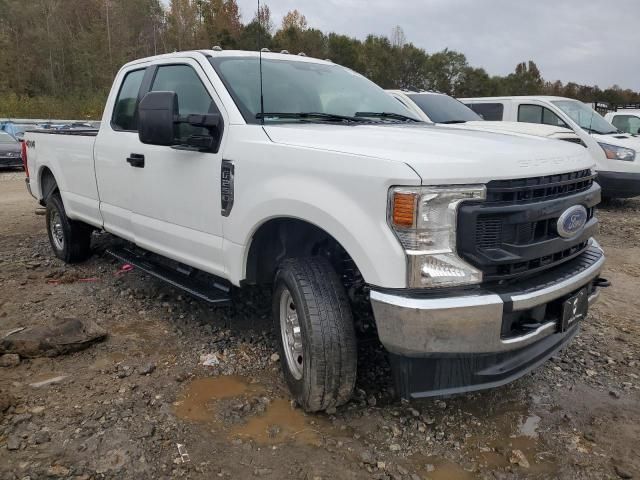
[{"xmin": 25, "ymin": 130, "xmax": 102, "ymax": 228}]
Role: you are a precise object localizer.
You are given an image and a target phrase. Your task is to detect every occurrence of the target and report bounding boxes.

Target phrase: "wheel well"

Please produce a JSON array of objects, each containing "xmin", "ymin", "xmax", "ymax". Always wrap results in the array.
[
  {"xmin": 39, "ymin": 167, "xmax": 58, "ymax": 204},
  {"xmin": 245, "ymin": 218, "xmax": 363, "ymax": 288}
]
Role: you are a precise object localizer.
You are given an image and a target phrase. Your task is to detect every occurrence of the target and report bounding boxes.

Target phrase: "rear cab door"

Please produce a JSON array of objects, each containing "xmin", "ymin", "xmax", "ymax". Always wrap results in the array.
[{"xmin": 94, "ymin": 63, "xmax": 151, "ymax": 241}]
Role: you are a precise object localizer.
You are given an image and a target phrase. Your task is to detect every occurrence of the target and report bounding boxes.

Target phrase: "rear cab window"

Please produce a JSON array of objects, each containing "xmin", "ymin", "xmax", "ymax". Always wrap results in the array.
[
  {"xmin": 111, "ymin": 69, "xmax": 145, "ymax": 131},
  {"xmin": 518, "ymin": 104, "xmax": 569, "ymax": 128},
  {"xmin": 467, "ymin": 103, "xmax": 504, "ymax": 121},
  {"xmin": 611, "ymin": 114, "xmax": 640, "ymax": 135}
]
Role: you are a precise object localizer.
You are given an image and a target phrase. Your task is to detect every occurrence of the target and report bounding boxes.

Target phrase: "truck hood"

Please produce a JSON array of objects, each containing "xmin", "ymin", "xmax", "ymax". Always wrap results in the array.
[
  {"xmin": 263, "ymin": 123, "xmax": 594, "ymax": 184},
  {"xmin": 0, "ymin": 142, "xmax": 20, "ymax": 154}
]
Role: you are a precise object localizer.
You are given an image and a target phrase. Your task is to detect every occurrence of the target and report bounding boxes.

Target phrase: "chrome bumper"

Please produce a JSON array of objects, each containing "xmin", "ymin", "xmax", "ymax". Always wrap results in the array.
[{"xmin": 370, "ymin": 241, "xmax": 605, "ymax": 356}]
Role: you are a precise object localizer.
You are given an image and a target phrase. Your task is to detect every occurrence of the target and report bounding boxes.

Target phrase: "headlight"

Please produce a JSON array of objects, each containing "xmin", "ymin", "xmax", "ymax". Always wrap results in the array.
[
  {"xmin": 388, "ymin": 185, "xmax": 486, "ymax": 288},
  {"xmin": 599, "ymin": 143, "xmax": 636, "ymax": 161}
]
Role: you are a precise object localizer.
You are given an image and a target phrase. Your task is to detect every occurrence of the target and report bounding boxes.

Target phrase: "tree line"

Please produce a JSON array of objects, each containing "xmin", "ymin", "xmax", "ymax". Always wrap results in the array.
[{"xmin": 0, "ymin": 0, "xmax": 638, "ymax": 119}]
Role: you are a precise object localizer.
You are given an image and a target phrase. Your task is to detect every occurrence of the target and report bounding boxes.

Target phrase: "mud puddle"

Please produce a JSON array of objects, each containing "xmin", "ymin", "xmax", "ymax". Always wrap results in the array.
[{"xmin": 174, "ymin": 375, "xmax": 322, "ymax": 445}]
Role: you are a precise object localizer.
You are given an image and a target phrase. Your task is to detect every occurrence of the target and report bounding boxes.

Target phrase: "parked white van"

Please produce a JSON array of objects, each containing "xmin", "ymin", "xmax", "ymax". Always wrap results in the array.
[{"xmin": 460, "ymin": 96, "xmax": 640, "ymax": 198}]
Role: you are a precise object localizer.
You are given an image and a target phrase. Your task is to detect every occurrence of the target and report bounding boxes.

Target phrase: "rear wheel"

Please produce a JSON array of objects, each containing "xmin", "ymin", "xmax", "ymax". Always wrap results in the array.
[
  {"xmin": 46, "ymin": 193, "xmax": 92, "ymax": 263},
  {"xmin": 273, "ymin": 257, "xmax": 357, "ymax": 412}
]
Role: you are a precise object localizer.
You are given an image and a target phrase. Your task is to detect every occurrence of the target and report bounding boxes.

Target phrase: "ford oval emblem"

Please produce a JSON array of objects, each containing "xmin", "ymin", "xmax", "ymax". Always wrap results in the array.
[{"xmin": 557, "ymin": 205, "xmax": 588, "ymax": 238}]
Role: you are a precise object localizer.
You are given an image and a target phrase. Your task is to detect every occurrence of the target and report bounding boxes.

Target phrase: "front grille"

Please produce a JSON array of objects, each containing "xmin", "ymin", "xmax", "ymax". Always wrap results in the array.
[
  {"xmin": 458, "ymin": 170, "xmax": 601, "ymax": 283},
  {"xmin": 485, "ymin": 169, "xmax": 595, "ymax": 205}
]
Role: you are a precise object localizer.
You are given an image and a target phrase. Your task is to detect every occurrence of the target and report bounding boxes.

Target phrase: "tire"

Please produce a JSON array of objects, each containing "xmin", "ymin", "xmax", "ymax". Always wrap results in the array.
[
  {"xmin": 45, "ymin": 193, "xmax": 92, "ymax": 263},
  {"xmin": 273, "ymin": 257, "xmax": 357, "ymax": 412}
]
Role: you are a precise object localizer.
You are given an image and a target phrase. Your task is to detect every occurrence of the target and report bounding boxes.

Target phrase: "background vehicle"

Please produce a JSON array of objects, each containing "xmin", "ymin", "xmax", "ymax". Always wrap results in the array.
[
  {"xmin": 1, "ymin": 122, "xmax": 35, "ymax": 141},
  {"xmin": 461, "ymin": 96, "xmax": 640, "ymax": 198},
  {"xmin": 0, "ymin": 131, "xmax": 23, "ymax": 168},
  {"xmin": 24, "ymin": 50, "xmax": 605, "ymax": 412},
  {"xmin": 604, "ymin": 105, "xmax": 640, "ymax": 135},
  {"xmin": 388, "ymin": 90, "xmax": 581, "ymax": 144}
]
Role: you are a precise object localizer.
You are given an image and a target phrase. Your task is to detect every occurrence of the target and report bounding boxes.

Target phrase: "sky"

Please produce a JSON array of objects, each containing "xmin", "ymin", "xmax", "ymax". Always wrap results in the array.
[{"xmin": 230, "ymin": 0, "xmax": 640, "ymax": 91}]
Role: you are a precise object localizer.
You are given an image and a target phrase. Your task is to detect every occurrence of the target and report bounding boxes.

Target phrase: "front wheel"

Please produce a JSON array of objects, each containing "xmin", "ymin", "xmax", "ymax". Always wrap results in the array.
[
  {"xmin": 46, "ymin": 193, "xmax": 92, "ymax": 263},
  {"xmin": 273, "ymin": 257, "xmax": 357, "ymax": 412}
]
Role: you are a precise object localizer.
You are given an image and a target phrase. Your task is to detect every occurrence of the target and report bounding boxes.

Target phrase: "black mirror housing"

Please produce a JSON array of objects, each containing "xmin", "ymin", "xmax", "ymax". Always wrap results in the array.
[{"xmin": 138, "ymin": 91, "xmax": 178, "ymax": 146}]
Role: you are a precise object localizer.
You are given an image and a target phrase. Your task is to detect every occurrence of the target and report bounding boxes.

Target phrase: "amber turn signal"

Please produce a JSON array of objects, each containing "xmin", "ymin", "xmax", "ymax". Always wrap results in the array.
[{"xmin": 392, "ymin": 192, "xmax": 416, "ymax": 227}]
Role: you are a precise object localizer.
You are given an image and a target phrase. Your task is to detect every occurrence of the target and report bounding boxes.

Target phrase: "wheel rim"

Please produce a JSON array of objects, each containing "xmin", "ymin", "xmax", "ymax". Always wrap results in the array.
[
  {"xmin": 279, "ymin": 288, "xmax": 303, "ymax": 380},
  {"xmin": 49, "ymin": 210, "xmax": 64, "ymax": 250}
]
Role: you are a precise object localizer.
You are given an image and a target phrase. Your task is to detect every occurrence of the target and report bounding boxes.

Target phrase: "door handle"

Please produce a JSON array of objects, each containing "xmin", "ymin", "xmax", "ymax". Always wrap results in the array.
[{"xmin": 126, "ymin": 153, "xmax": 145, "ymax": 168}]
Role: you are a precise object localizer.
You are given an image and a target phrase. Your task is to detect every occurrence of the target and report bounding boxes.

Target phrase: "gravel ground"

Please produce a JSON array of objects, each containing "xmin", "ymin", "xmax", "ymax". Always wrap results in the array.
[{"xmin": 1, "ymin": 170, "xmax": 639, "ymax": 480}]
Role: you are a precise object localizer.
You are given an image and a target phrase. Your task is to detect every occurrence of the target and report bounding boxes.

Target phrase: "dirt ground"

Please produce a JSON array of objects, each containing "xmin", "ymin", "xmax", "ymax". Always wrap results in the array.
[{"xmin": 1, "ymin": 169, "xmax": 638, "ymax": 480}]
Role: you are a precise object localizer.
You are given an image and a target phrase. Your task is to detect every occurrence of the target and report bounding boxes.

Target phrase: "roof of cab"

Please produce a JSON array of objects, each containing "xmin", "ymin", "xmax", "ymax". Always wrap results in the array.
[
  {"xmin": 459, "ymin": 95, "xmax": 576, "ymax": 102},
  {"xmin": 123, "ymin": 49, "xmax": 334, "ymax": 69}
]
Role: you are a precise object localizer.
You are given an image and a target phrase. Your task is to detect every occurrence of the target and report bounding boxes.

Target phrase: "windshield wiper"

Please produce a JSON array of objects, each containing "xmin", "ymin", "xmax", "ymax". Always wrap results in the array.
[
  {"xmin": 256, "ymin": 112, "xmax": 366, "ymax": 123},
  {"xmin": 354, "ymin": 112, "xmax": 420, "ymax": 122},
  {"xmin": 439, "ymin": 120, "xmax": 468, "ymax": 124}
]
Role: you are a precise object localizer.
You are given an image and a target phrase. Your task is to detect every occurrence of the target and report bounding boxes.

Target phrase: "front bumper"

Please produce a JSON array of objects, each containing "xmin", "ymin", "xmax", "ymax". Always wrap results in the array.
[
  {"xmin": 597, "ymin": 170, "xmax": 640, "ymax": 198},
  {"xmin": 370, "ymin": 240, "xmax": 605, "ymax": 398}
]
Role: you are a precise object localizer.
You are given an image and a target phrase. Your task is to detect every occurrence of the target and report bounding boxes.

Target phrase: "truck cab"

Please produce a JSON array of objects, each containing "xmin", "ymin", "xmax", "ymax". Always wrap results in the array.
[
  {"xmin": 24, "ymin": 51, "xmax": 606, "ymax": 412},
  {"xmin": 461, "ymin": 96, "xmax": 640, "ymax": 199}
]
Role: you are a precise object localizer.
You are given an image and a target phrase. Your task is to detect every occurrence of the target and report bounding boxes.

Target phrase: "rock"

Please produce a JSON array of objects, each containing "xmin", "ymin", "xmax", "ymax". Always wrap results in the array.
[
  {"xmin": 397, "ymin": 465, "xmax": 408, "ymax": 475},
  {"xmin": 269, "ymin": 353, "xmax": 280, "ymax": 363},
  {"xmin": 389, "ymin": 444, "xmax": 401, "ymax": 452},
  {"xmin": 509, "ymin": 449, "xmax": 530, "ymax": 468},
  {"xmin": 0, "ymin": 353, "xmax": 20, "ymax": 367},
  {"xmin": 47, "ymin": 465, "xmax": 70, "ymax": 477},
  {"xmin": 359, "ymin": 450, "xmax": 375, "ymax": 465},
  {"xmin": 367, "ymin": 396, "xmax": 377, "ymax": 407},
  {"xmin": 0, "ymin": 391, "xmax": 15, "ymax": 412},
  {"xmin": 325, "ymin": 406, "xmax": 337, "ymax": 415},
  {"xmin": 34, "ymin": 430, "xmax": 51, "ymax": 444},
  {"xmin": 138, "ymin": 362, "xmax": 156, "ymax": 375},
  {"xmin": 6, "ymin": 435, "xmax": 21, "ymax": 450},
  {"xmin": 613, "ymin": 461, "xmax": 633, "ymax": 479},
  {"xmin": 254, "ymin": 468, "xmax": 272, "ymax": 476},
  {"xmin": 609, "ymin": 390, "xmax": 621, "ymax": 399},
  {"xmin": 29, "ymin": 375, "xmax": 68, "ymax": 388},
  {"xmin": 376, "ymin": 461, "xmax": 386, "ymax": 470}
]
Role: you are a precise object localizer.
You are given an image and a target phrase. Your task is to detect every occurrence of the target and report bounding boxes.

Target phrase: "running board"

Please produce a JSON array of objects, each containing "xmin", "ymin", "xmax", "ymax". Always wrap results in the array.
[{"xmin": 106, "ymin": 247, "xmax": 231, "ymax": 305}]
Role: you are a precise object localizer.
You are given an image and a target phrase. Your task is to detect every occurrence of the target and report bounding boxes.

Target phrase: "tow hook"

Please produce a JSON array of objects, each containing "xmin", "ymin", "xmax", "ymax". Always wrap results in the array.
[{"xmin": 594, "ymin": 277, "xmax": 611, "ymax": 288}]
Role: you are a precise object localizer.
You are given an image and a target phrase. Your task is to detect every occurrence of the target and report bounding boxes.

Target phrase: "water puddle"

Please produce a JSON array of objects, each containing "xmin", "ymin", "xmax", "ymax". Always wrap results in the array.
[
  {"xmin": 174, "ymin": 375, "xmax": 321, "ymax": 445},
  {"xmin": 174, "ymin": 376, "xmax": 254, "ymax": 422},
  {"xmin": 231, "ymin": 398, "xmax": 321, "ymax": 445},
  {"xmin": 411, "ymin": 456, "xmax": 475, "ymax": 480},
  {"xmin": 518, "ymin": 414, "xmax": 541, "ymax": 438}
]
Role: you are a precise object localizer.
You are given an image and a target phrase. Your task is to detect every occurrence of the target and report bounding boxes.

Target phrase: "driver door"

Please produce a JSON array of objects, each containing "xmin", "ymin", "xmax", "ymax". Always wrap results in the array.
[{"xmin": 129, "ymin": 59, "xmax": 228, "ymax": 277}]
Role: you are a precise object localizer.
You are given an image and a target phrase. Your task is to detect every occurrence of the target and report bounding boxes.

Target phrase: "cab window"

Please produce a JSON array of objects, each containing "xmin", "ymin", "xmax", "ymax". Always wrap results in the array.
[
  {"xmin": 112, "ymin": 69, "xmax": 145, "ymax": 131},
  {"xmin": 611, "ymin": 114, "xmax": 640, "ymax": 135},
  {"xmin": 518, "ymin": 104, "xmax": 569, "ymax": 128},
  {"xmin": 467, "ymin": 103, "xmax": 504, "ymax": 121},
  {"xmin": 150, "ymin": 64, "xmax": 220, "ymax": 141}
]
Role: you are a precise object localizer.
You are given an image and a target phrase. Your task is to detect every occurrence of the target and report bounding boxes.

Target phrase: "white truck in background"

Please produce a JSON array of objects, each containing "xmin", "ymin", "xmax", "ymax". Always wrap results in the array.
[
  {"xmin": 387, "ymin": 90, "xmax": 582, "ymax": 144},
  {"xmin": 461, "ymin": 96, "xmax": 640, "ymax": 199},
  {"xmin": 24, "ymin": 50, "xmax": 606, "ymax": 412},
  {"xmin": 604, "ymin": 105, "xmax": 640, "ymax": 136}
]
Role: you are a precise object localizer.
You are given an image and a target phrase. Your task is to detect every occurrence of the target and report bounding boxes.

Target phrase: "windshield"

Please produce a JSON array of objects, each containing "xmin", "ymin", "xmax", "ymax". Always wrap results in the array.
[
  {"xmin": 209, "ymin": 56, "xmax": 420, "ymax": 123},
  {"xmin": 407, "ymin": 93, "xmax": 481, "ymax": 123},
  {"xmin": 551, "ymin": 100, "xmax": 618, "ymax": 135},
  {"xmin": 0, "ymin": 132, "xmax": 17, "ymax": 144}
]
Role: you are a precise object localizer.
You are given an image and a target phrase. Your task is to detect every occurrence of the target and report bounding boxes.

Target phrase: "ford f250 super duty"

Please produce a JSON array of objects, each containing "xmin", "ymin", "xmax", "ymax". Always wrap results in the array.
[{"xmin": 24, "ymin": 50, "xmax": 607, "ymax": 412}]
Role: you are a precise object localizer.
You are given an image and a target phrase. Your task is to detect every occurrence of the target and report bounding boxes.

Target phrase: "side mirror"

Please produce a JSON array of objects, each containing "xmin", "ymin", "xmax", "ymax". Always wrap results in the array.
[
  {"xmin": 138, "ymin": 91, "xmax": 177, "ymax": 146},
  {"xmin": 138, "ymin": 91, "xmax": 222, "ymax": 151},
  {"xmin": 636, "ymin": 127, "xmax": 640, "ymax": 135}
]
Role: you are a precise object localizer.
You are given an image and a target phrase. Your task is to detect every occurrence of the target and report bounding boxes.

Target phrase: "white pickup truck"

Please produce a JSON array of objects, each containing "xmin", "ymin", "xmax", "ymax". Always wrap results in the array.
[
  {"xmin": 461, "ymin": 96, "xmax": 640, "ymax": 199},
  {"xmin": 24, "ymin": 50, "xmax": 607, "ymax": 412}
]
